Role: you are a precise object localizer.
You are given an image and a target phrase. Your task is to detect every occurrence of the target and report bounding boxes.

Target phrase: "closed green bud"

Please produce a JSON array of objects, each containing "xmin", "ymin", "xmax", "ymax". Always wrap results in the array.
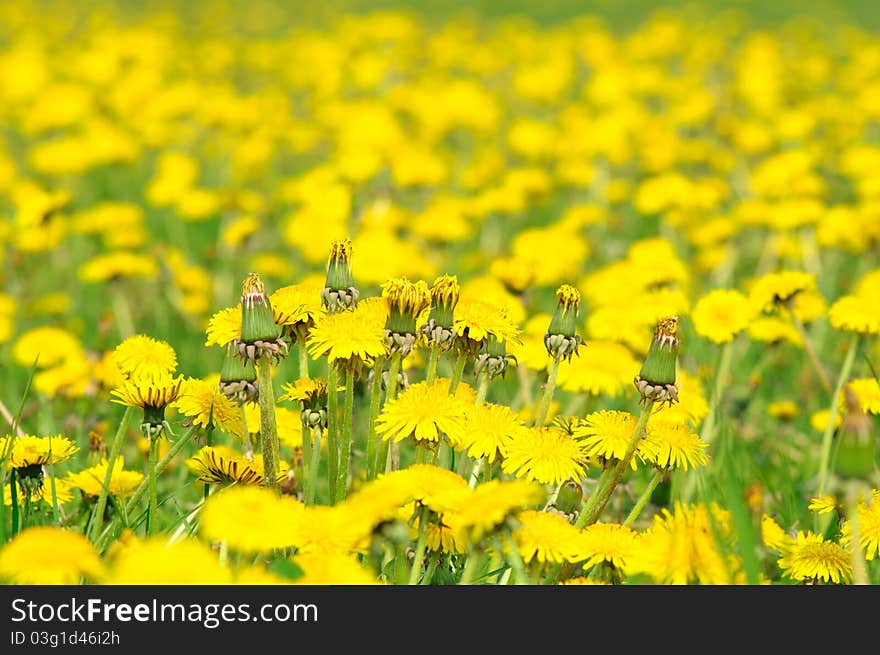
[
  {"xmin": 237, "ymin": 273, "xmax": 288, "ymax": 365},
  {"xmin": 554, "ymin": 479, "xmax": 584, "ymax": 515},
  {"xmin": 545, "ymin": 284, "xmax": 583, "ymax": 361},
  {"xmin": 220, "ymin": 341, "xmax": 259, "ymax": 403},
  {"xmin": 322, "ymin": 239, "xmax": 359, "ymax": 312},
  {"xmin": 635, "ymin": 316, "xmax": 680, "ymax": 406},
  {"xmin": 834, "ymin": 388, "xmax": 876, "ymax": 481}
]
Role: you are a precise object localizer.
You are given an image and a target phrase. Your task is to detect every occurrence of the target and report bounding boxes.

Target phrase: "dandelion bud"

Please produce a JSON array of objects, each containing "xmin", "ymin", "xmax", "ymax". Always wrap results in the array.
[
  {"xmin": 474, "ymin": 334, "xmax": 517, "ymax": 380},
  {"xmin": 834, "ymin": 387, "xmax": 876, "ymax": 481},
  {"xmin": 236, "ymin": 273, "xmax": 288, "ymax": 365},
  {"xmin": 544, "ymin": 284, "xmax": 583, "ymax": 361},
  {"xmin": 382, "ymin": 277, "xmax": 431, "ymax": 357},
  {"xmin": 219, "ymin": 341, "xmax": 259, "ymax": 404},
  {"xmin": 421, "ymin": 274, "xmax": 460, "ymax": 349},
  {"xmin": 553, "ymin": 478, "xmax": 584, "ymax": 516},
  {"xmin": 321, "ymin": 239, "xmax": 359, "ymax": 312},
  {"xmin": 634, "ymin": 316, "xmax": 681, "ymax": 407}
]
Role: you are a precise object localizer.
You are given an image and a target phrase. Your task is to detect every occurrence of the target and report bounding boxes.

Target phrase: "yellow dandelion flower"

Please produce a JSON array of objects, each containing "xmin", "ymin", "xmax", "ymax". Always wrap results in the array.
[
  {"xmin": 67, "ymin": 457, "xmax": 143, "ymax": 498},
  {"xmin": 512, "ymin": 509, "xmax": 584, "ymax": 564},
  {"xmin": 747, "ymin": 316, "xmax": 803, "ymax": 346},
  {"xmin": 490, "ymin": 256, "xmax": 536, "ymax": 294},
  {"xmin": 777, "ymin": 532, "xmax": 852, "ymax": 584},
  {"xmin": 810, "ymin": 409, "xmax": 842, "ymax": 432},
  {"xmin": 808, "ymin": 494, "xmax": 839, "ymax": 515},
  {"xmin": 767, "ymin": 400, "xmax": 800, "ymax": 421},
  {"xmin": 376, "ymin": 380, "xmax": 468, "ymax": 446},
  {"xmin": 105, "ymin": 537, "xmax": 233, "ymax": 584},
  {"xmin": 502, "ymin": 426, "xmax": 588, "ymax": 485},
  {"xmin": 111, "ymin": 372, "xmax": 184, "ymax": 414},
  {"xmin": 186, "ymin": 445, "xmax": 286, "ymax": 486},
  {"xmin": 454, "ymin": 402, "xmax": 529, "ymax": 463},
  {"xmin": 173, "ymin": 377, "xmax": 245, "ymax": 439},
  {"xmin": 747, "ymin": 270, "xmax": 815, "ymax": 312},
  {"xmin": 2, "ymin": 434, "xmax": 78, "ymax": 469},
  {"xmin": 446, "ymin": 479, "xmax": 546, "ymax": 543},
  {"xmin": 691, "ymin": 289, "xmax": 756, "ymax": 343},
  {"xmin": 112, "ymin": 335, "xmax": 177, "ymax": 380},
  {"xmin": 640, "ymin": 420, "xmax": 710, "ymax": 471},
  {"xmin": 840, "ymin": 490, "xmax": 880, "ymax": 560},
  {"xmin": 78, "ymin": 250, "xmax": 157, "ymax": 282},
  {"xmin": 292, "ymin": 551, "xmax": 379, "ymax": 585},
  {"xmin": 270, "ymin": 282, "xmax": 323, "ymax": 331},
  {"xmin": 761, "ymin": 514, "xmax": 795, "ymax": 553},
  {"xmin": 828, "ymin": 295, "xmax": 880, "ymax": 335},
  {"xmin": 307, "ymin": 301, "xmax": 388, "ymax": 364},
  {"xmin": 205, "ymin": 304, "xmax": 242, "ymax": 347},
  {"xmin": 279, "ymin": 377, "xmax": 329, "ymax": 406},
  {"xmin": 556, "ymin": 340, "xmax": 641, "ymax": 397},
  {"xmin": 0, "ymin": 526, "xmax": 104, "ymax": 584},
  {"xmin": 574, "ymin": 410, "xmax": 645, "ymax": 469},
  {"xmin": 624, "ymin": 502, "xmax": 742, "ymax": 585},
  {"xmin": 290, "ymin": 504, "xmax": 374, "ymax": 555},
  {"xmin": 453, "ymin": 297, "xmax": 520, "ymax": 345},
  {"xmin": 12, "ymin": 326, "xmax": 83, "ymax": 368},
  {"xmin": 578, "ymin": 522, "xmax": 638, "ymax": 569},
  {"xmin": 372, "ymin": 464, "xmax": 471, "ymax": 516},
  {"xmin": 847, "ymin": 378, "xmax": 880, "ymax": 415},
  {"xmin": 199, "ymin": 485, "xmax": 303, "ymax": 554}
]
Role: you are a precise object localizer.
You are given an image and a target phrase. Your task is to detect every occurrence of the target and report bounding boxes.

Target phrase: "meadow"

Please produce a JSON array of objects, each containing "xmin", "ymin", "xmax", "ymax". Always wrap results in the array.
[{"xmin": 0, "ymin": 0, "xmax": 878, "ymax": 585}]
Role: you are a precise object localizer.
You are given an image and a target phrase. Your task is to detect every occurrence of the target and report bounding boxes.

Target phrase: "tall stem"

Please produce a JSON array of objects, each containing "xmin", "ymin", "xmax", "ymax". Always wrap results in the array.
[
  {"xmin": 425, "ymin": 346, "xmax": 441, "ymax": 386},
  {"xmin": 408, "ymin": 506, "xmax": 430, "ymax": 585},
  {"xmin": 299, "ymin": 342, "xmax": 310, "ymax": 380},
  {"xmin": 366, "ymin": 356, "xmax": 385, "ymax": 481},
  {"xmin": 624, "ymin": 469, "xmax": 664, "ymax": 528},
  {"xmin": 475, "ymin": 371, "xmax": 490, "ymax": 404},
  {"xmin": 846, "ymin": 482, "xmax": 870, "ymax": 585},
  {"xmin": 300, "ymin": 415, "xmax": 312, "ymax": 504},
  {"xmin": 447, "ymin": 351, "xmax": 467, "ymax": 395},
  {"xmin": 376, "ymin": 352, "xmax": 402, "ymax": 477},
  {"xmin": 336, "ymin": 366, "xmax": 355, "ymax": 501},
  {"xmin": 459, "ymin": 547, "xmax": 482, "ymax": 585},
  {"xmin": 124, "ymin": 425, "xmax": 198, "ymax": 518},
  {"xmin": 307, "ymin": 427, "xmax": 321, "ymax": 505},
  {"xmin": 326, "ymin": 362, "xmax": 340, "ymax": 503},
  {"xmin": 817, "ymin": 335, "xmax": 860, "ymax": 499},
  {"xmin": 147, "ymin": 435, "xmax": 160, "ymax": 536},
  {"xmin": 90, "ymin": 406, "xmax": 134, "ymax": 541},
  {"xmin": 9, "ymin": 469, "xmax": 19, "ymax": 537},
  {"xmin": 575, "ymin": 399, "xmax": 655, "ymax": 529},
  {"xmin": 257, "ymin": 361, "xmax": 279, "ymax": 491},
  {"xmin": 533, "ymin": 354, "xmax": 561, "ymax": 427}
]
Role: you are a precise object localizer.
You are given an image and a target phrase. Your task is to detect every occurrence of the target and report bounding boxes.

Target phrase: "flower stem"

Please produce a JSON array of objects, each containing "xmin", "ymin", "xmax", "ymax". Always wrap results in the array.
[
  {"xmin": 533, "ymin": 354, "xmax": 561, "ymax": 427},
  {"xmin": 408, "ymin": 506, "xmax": 430, "ymax": 585},
  {"xmin": 307, "ymin": 427, "xmax": 321, "ymax": 505},
  {"xmin": 257, "ymin": 361, "xmax": 279, "ymax": 491},
  {"xmin": 459, "ymin": 547, "xmax": 482, "ymax": 585},
  {"xmin": 475, "ymin": 370, "xmax": 490, "ymax": 404},
  {"xmin": 366, "ymin": 356, "xmax": 385, "ymax": 481},
  {"xmin": 9, "ymin": 469, "xmax": 19, "ymax": 537},
  {"xmin": 300, "ymin": 414, "xmax": 312, "ymax": 504},
  {"xmin": 575, "ymin": 399, "xmax": 655, "ymax": 529},
  {"xmin": 326, "ymin": 362, "xmax": 340, "ymax": 503},
  {"xmin": 89, "ymin": 406, "xmax": 134, "ymax": 542},
  {"xmin": 817, "ymin": 335, "xmax": 860, "ymax": 499},
  {"xmin": 790, "ymin": 312, "xmax": 833, "ymax": 395},
  {"xmin": 146, "ymin": 435, "xmax": 160, "ymax": 536},
  {"xmin": 500, "ymin": 532, "xmax": 531, "ymax": 585},
  {"xmin": 420, "ymin": 553, "xmax": 440, "ymax": 585},
  {"xmin": 425, "ymin": 346, "xmax": 441, "ymax": 386},
  {"xmin": 624, "ymin": 469, "xmax": 664, "ymax": 528},
  {"xmin": 336, "ymin": 366, "xmax": 355, "ymax": 501},
  {"xmin": 377, "ymin": 352, "xmax": 402, "ymax": 476},
  {"xmin": 447, "ymin": 351, "xmax": 467, "ymax": 395},
  {"xmin": 299, "ymin": 342, "xmax": 310, "ymax": 380}
]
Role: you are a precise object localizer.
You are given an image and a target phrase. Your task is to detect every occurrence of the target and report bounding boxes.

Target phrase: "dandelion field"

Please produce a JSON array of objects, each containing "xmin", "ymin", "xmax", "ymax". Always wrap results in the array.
[{"xmin": 1, "ymin": 0, "xmax": 880, "ymax": 588}]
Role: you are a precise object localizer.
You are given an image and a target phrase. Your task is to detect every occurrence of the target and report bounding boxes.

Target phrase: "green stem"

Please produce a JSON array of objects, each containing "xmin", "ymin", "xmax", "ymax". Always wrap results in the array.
[
  {"xmin": 790, "ymin": 311, "xmax": 833, "ymax": 395},
  {"xmin": 366, "ymin": 356, "xmax": 385, "ymax": 481},
  {"xmin": 475, "ymin": 370, "xmax": 490, "ymax": 404},
  {"xmin": 257, "ymin": 361, "xmax": 280, "ymax": 491},
  {"xmin": 500, "ymin": 532, "xmax": 531, "ymax": 585},
  {"xmin": 9, "ymin": 469, "xmax": 19, "ymax": 537},
  {"xmin": 420, "ymin": 553, "xmax": 440, "ymax": 585},
  {"xmin": 447, "ymin": 351, "xmax": 467, "ymax": 395},
  {"xmin": 124, "ymin": 424, "xmax": 198, "ymax": 518},
  {"xmin": 299, "ymin": 341, "xmax": 311, "ymax": 380},
  {"xmin": 147, "ymin": 435, "xmax": 160, "ymax": 536},
  {"xmin": 408, "ymin": 507, "xmax": 430, "ymax": 585},
  {"xmin": 459, "ymin": 547, "xmax": 482, "ymax": 585},
  {"xmin": 307, "ymin": 427, "xmax": 321, "ymax": 505},
  {"xmin": 203, "ymin": 421, "xmax": 214, "ymax": 503},
  {"xmin": 240, "ymin": 405, "xmax": 254, "ymax": 460},
  {"xmin": 90, "ymin": 406, "xmax": 134, "ymax": 541},
  {"xmin": 700, "ymin": 339, "xmax": 735, "ymax": 446},
  {"xmin": 575, "ymin": 399, "xmax": 655, "ymax": 529},
  {"xmin": 624, "ymin": 469, "xmax": 664, "ymax": 528},
  {"xmin": 425, "ymin": 346, "xmax": 441, "ymax": 386},
  {"xmin": 533, "ymin": 354, "xmax": 561, "ymax": 427},
  {"xmin": 300, "ymin": 414, "xmax": 312, "ymax": 504},
  {"xmin": 817, "ymin": 335, "xmax": 860, "ymax": 499},
  {"xmin": 326, "ymin": 362, "xmax": 340, "ymax": 503},
  {"xmin": 336, "ymin": 366, "xmax": 355, "ymax": 501},
  {"xmin": 376, "ymin": 352, "xmax": 402, "ymax": 477}
]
